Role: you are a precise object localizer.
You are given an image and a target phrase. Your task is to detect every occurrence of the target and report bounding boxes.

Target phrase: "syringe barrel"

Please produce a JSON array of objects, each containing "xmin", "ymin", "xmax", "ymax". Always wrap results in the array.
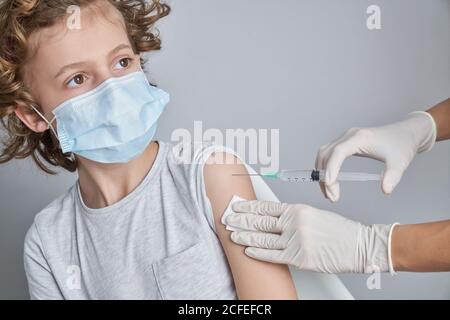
[
  {"xmin": 318, "ymin": 170, "xmax": 381, "ymax": 181},
  {"xmin": 277, "ymin": 170, "xmax": 314, "ymax": 182},
  {"xmin": 277, "ymin": 169, "xmax": 381, "ymax": 182}
]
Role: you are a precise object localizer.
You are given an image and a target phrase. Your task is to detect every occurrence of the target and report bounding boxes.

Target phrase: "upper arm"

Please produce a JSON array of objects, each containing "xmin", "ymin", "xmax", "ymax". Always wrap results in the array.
[{"xmin": 203, "ymin": 152, "xmax": 298, "ymax": 300}]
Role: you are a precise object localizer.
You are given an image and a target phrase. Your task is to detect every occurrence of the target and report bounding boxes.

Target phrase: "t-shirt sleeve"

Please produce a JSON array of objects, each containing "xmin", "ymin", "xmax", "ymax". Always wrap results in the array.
[
  {"xmin": 169, "ymin": 141, "xmax": 248, "ymax": 233},
  {"xmin": 23, "ymin": 222, "xmax": 64, "ymax": 300}
]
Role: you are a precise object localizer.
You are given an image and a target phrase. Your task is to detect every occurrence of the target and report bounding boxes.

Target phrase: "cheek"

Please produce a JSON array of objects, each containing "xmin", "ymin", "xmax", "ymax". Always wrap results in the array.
[
  {"xmin": 24, "ymin": 65, "xmax": 65, "ymax": 117},
  {"xmin": 31, "ymin": 82, "xmax": 64, "ymax": 117}
]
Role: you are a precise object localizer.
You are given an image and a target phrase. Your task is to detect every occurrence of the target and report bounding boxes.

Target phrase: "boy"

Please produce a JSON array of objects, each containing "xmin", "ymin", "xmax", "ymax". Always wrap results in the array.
[{"xmin": 0, "ymin": 0, "xmax": 297, "ymax": 299}]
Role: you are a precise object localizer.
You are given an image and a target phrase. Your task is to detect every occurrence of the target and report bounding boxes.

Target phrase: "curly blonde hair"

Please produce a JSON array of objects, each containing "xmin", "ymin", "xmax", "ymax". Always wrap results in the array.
[{"xmin": 0, "ymin": 0, "xmax": 170, "ymax": 174}]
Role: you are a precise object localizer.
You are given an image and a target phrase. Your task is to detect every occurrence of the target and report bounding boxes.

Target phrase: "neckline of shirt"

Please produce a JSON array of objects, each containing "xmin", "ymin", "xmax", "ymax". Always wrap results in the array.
[{"xmin": 75, "ymin": 140, "xmax": 167, "ymax": 216}]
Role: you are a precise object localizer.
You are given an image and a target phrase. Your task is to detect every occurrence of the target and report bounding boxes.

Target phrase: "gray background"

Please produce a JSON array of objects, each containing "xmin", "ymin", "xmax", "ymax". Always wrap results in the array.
[{"xmin": 0, "ymin": 0, "xmax": 448, "ymax": 299}]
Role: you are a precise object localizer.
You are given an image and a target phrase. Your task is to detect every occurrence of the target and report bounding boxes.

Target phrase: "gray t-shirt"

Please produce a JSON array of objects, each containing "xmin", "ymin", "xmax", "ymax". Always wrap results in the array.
[{"xmin": 23, "ymin": 141, "xmax": 238, "ymax": 299}]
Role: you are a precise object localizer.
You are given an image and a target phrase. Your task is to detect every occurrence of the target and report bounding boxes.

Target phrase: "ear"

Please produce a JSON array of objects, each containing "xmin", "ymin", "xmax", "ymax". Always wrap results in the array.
[{"xmin": 14, "ymin": 103, "xmax": 49, "ymax": 133}]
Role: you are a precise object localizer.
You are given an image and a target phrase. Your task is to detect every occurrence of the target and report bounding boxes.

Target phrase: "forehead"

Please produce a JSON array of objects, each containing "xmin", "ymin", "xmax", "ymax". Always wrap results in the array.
[{"xmin": 26, "ymin": 1, "xmax": 130, "ymax": 71}]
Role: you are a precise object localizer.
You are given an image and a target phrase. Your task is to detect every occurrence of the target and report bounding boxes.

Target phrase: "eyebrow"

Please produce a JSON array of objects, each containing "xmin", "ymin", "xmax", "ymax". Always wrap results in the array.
[{"xmin": 54, "ymin": 44, "xmax": 133, "ymax": 79}]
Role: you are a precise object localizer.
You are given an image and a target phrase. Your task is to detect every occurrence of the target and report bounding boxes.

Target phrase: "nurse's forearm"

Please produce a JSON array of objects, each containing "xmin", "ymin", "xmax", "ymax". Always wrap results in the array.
[
  {"xmin": 427, "ymin": 98, "xmax": 450, "ymax": 141},
  {"xmin": 391, "ymin": 220, "xmax": 450, "ymax": 272}
]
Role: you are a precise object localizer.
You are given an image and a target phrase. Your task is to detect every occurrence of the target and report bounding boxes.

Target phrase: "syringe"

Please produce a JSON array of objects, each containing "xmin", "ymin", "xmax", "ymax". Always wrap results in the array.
[{"xmin": 233, "ymin": 169, "xmax": 381, "ymax": 182}]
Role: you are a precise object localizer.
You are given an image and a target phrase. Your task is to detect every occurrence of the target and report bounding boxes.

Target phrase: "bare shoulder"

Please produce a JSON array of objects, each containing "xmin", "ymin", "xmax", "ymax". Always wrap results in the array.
[
  {"xmin": 203, "ymin": 151, "xmax": 256, "ymax": 225},
  {"xmin": 203, "ymin": 151, "xmax": 298, "ymax": 299}
]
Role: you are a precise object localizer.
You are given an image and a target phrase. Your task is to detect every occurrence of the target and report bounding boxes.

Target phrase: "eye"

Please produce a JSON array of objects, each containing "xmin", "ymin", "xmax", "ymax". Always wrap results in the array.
[
  {"xmin": 66, "ymin": 74, "xmax": 87, "ymax": 88},
  {"xmin": 114, "ymin": 57, "xmax": 132, "ymax": 70}
]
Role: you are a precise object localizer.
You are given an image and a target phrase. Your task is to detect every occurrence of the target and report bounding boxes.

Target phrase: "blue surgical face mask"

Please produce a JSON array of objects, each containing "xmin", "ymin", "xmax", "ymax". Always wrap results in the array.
[{"xmin": 31, "ymin": 69, "xmax": 170, "ymax": 163}]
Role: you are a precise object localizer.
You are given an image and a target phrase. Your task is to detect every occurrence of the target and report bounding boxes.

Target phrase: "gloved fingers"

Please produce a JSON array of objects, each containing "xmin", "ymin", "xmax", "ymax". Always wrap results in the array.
[
  {"xmin": 231, "ymin": 200, "xmax": 286, "ymax": 217},
  {"xmin": 226, "ymin": 213, "xmax": 281, "ymax": 233},
  {"xmin": 244, "ymin": 247, "xmax": 287, "ymax": 264},
  {"xmin": 315, "ymin": 143, "xmax": 330, "ymax": 171},
  {"xmin": 317, "ymin": 146, "xmax": 340, "ymax": 202},
  {"xmin": 316, "ymin": 134, "xmax": 351, "ymax": 200},
  {"xmin": 316, "ymin": 144, "xmax": 330, "ymax": 199},
  {"xmin": 322, "ymin": 137, "xmax": 364, "ymax": 202},
  {"xmin": 230, "ymin": 231, "xmax": 286, "ymax": 249},
  {"xmin": 381, "ymin": 159, "xmax": 408, "ymax": 194},
  {"xmin": 325, "ymin": 183, "xmax": 340, "ymax": 203},
  {"xmin": 318, "ymin": 128, "xmax": 363, "ymax": 179},
  {"xmin": 323, "ymin": 139, "xmax": 360, "ymax": 186},
  {"xmin": 318, "ymin": 181, "xmax": 327, "ymax": 199}
]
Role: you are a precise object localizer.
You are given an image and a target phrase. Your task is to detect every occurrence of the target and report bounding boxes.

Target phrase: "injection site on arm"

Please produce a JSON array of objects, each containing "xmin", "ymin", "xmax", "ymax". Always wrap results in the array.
[{"xmin": 203, "ymin": 151, "xmax": 298, "ymax": 300}]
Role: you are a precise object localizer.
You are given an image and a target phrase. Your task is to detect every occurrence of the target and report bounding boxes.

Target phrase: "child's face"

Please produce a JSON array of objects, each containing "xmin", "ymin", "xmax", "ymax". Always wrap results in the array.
[{"xmin": 20, "ymin": 0, "xmax": 140, "ymax": 132}]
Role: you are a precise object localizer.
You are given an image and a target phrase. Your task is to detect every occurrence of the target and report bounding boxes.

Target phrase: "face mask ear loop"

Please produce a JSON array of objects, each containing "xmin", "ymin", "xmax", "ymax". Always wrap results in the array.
[
  {"xmin": 30, "ymin": 105, "xmax": 59, "ymax": 141},
  {"xmin": 48, "ymin": 116, "xmax": 59, "ymax": 141}
]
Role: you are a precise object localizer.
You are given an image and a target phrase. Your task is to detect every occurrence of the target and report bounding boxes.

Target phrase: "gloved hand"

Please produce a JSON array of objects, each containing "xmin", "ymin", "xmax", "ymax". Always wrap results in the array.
[
  {"xmin": 226, "ymin": 200, "xmax": 399, "ymax": 274},
  {"xmin": 316, "ymin": 111, "xmax": 437, "ymax": 201}
]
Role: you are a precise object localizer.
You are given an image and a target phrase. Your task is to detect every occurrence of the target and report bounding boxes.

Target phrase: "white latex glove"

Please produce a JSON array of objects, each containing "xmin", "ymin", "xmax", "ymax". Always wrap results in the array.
[
  {"xmin": 316, "ymin": 111, "xmax": 437, "ymax": 202},
  {"xmin": 226, "ymin": 200, "xmax": 399, "ymax": 274}
]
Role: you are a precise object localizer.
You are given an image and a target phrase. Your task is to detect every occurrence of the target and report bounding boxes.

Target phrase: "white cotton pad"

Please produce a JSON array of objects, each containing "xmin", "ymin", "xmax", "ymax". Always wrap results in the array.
[{"xmin": 221, "ymin": 195, "xmax": 248, "ymax": 232}]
